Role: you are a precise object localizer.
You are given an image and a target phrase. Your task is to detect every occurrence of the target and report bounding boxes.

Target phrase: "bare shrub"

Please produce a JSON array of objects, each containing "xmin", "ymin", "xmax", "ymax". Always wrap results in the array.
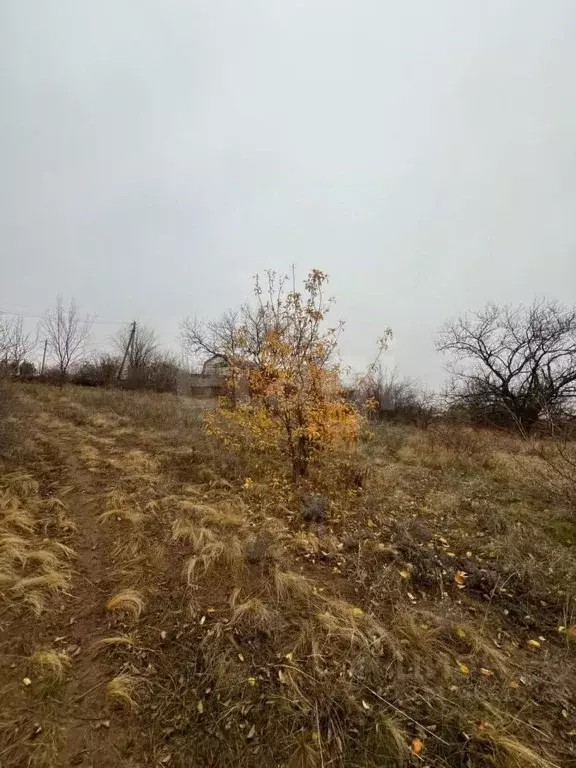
[
  {"xmin": 354, "ymin": 365, "xmax": 437, "ymax": 429},
  {"xmin": 0, "ymin": 315, "xmax": 38, "ymax": 375},
  {"xmin": 0, "ymin": 378, "xmax": 17, "ymax": 459}
]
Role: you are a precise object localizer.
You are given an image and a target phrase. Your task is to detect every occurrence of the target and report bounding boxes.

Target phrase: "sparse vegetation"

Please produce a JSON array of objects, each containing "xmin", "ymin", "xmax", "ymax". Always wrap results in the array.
[{"xmin": 0, "ymin": 374, "xmax": 575, "ymax": 766}]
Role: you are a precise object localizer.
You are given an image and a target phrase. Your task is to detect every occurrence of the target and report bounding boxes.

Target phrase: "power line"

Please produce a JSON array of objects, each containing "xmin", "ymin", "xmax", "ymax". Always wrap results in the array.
[{"xmin": 0, "ymin": 308, "xmax": 126, "ymax": 326}]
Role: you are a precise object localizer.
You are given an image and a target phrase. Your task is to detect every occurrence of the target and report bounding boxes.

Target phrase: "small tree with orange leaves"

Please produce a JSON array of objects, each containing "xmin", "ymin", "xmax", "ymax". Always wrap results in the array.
[{"xmin": 205, "ymin": 269, "xmax": 377, "ymax": 480}]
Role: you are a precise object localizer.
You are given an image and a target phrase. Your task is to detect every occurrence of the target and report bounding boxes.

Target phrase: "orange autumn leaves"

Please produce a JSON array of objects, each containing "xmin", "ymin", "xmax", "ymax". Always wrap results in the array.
[
  {"xmin": 410, "ymin": 737, "xmax": 423, "ymax": 755},
  {"xmin": 204, "ymin": 270, "xmax": 364, "ymax": 479}
]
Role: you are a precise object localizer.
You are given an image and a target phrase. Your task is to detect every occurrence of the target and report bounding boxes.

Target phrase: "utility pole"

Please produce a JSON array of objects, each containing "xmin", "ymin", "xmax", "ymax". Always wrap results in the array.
[
  {"xmin": 40, "ymin": 339, "xmax": 48, "ymax": 376},
  {"xmin": 117, "ymin": 321, "xmax": 136, "ymax": 381}
]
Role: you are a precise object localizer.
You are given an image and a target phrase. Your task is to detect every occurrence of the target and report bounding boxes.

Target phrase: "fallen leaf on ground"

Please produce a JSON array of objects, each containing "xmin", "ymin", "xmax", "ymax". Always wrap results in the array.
[{"xmin": 410, "ymin": 737, "xmax": 423, "ymax": 755}]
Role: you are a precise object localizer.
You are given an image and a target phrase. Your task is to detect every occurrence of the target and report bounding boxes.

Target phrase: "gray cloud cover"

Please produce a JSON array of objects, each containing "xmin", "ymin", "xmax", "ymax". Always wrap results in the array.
[{"xmin": 1, "ymin": 1, "xmax": 575, "ymax": 384}]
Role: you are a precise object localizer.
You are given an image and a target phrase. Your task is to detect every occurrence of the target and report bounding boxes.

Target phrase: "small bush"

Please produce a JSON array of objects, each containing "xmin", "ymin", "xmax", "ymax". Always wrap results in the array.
[{"xmin": 0, "ymin": 379, "xmax": 17, "ymax": 459}]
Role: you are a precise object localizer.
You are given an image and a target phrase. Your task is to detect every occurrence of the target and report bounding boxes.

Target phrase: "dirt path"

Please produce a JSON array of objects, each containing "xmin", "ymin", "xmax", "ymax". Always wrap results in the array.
[{"xmin": 0, "ymin": 399, "xmax": 145, "ymax": 767}]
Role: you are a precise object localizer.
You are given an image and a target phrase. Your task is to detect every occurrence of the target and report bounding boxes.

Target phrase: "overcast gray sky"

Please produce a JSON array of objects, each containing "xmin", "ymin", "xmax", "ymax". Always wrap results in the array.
[{"xmin": 1, "ymin": 1, "xmax": 575, "ymax": 384}]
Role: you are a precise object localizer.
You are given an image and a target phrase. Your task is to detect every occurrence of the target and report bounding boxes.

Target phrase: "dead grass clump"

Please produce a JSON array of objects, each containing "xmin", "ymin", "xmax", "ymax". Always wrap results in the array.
[
  {"xmin": 0, "ymin": 534, "xmax": 28, "ymax": 581},
  {"xmin": 171, "ymin": 519, "xmax": 216, "ymax": 549},
  {"xmin": 395, "ymin": 424, "xmax": 494, "ymax": 472},
  {"xmin": 312, "ymin": 597, "xmax": 400, "ymax": 666},
  {"xmin": 291, "ymin": 532, "xmax": 322, "ymax": 555},
  {"xmin": 229, "ymin": 588, "xmax": 276, "ymax": 635},
  {"xmin": 106, "ymin": 675, "xmax": 140, "ymax": 709},
  {"xmin": 11, "ymin": 571, "xmax": 69, "ymax": 593},
  {"xmin": 0, "ymin": 506, "xmax": 35, "ymax": 535},
  {"xmin": 2, "ymin": 551, "xmax": 71, "ymax": 614},
  {"xmin": 29, "ymin": 649, "xmax": 70, "ymax": 683},
  {"xmin": 49, "ymin": 541, "xmax": 76, "ymax": 560},
  {"xmin": 469, "ymin": 730, "xmax": 556, "ymax": 768},
  {"xmin": 10, "ymin": 571, "xmax": 70, "ymax": 615},
  {"xmin": 273, "ymin": 569, "xmax": 315, "ymax": 604},
  {"xmin": 243, "ymin": 533, "xmax": 280, "ymax": 566},
  {"xmin": 105, "ymin": 588, "xmax": 145, "ymax": 620},
  {"xmin": 24, "ymin": 549, "xmax": 61, "ymax": 571},
  {"xmin": 110, "ymin": 449, "xmax": 158, "ymax": 476},
  {"xmin": 199, "ymin": 504, "xmax": 245, "ymax": 529},
  {"xmin": 286, "ymin": 737, "xmax": 321, "ymax": 768},
  {"xmin": 2, "ymin": 473, "xmax": 39, "ymax": 498},
  {"xmin": 444, "ymin": 621, "xmax": 510, "ymax": 674},
  {"xmin": 183, "ymin": 536, "xmax": 246, "ymax": 585},
  {"xmin": 364, "ymin": 716, "xmax": 410, "ymax": 766},
  {"xmin": 99, "ymin": 490, "xmax": 144, "ymax": 525},
  {"xmin": 93, "ymin": 634, "xmax": 136, "ymax": 651}
]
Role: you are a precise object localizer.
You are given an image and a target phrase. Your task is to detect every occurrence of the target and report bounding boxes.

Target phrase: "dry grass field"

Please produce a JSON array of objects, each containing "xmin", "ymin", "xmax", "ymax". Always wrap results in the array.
[{"xmin": 1, "ymin": 382, "xmax": 576, "ymax": 767}]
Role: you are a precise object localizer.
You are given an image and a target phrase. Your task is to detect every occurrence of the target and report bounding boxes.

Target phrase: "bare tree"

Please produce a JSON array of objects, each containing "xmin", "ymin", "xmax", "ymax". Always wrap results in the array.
[
  {"xmin": 0, "ymin": 315, "xmax": 38, "ymax": 374},
  {"xmin": 354, "ymin": 365, "xmax": 437, "ymax": 427},
  {"xmin": 113, "ymin": 323, "xmax": 158, "ymax": 370},
  {"xmin": 42, "ymin": 297, "xmax": 93, "ymax": 385},
  {"xmin": 181, "ymin": 271, "xmax": 345, "ymax": 370},
  {"xmin": 437, "ymin": 300, "xmax": 576, "ymax": 431},
  {"xmin": 181, "ymin": 308, "xmax": 252, "ymax": 369}
]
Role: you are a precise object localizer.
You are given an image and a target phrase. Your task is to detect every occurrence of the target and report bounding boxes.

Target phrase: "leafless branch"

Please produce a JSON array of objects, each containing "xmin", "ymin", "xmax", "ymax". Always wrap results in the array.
[{"xmin": 42, "ymin": 296, "xmax": 93, "ymax": 383}]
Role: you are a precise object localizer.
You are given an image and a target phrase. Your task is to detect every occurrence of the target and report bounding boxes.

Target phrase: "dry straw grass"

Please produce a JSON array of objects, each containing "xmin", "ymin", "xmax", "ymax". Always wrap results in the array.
[
  {"xmin": 106, "ymin": 675, "xmax": 140, "ymax": 709},
  {"xmin": 99, "ymin": 489, "xmax": 144, "ymax": 525},
  {"xmin": 0, "ymin": 475, "xmax": 73, "ymax": 616},
  {"xmin": 471, "ymin": 730, "xmax": 558, "ymax": 768},
  {"xmin": 105, "ymin": 588, "xmax": 145, "ymax": 620},
  {"xmin": 93, "ymin": 634, "xmax": 136, "ymax": 651},
  {"xmin": 229, "ymin": 588, "xmax": 276, "ymax": 634},
  {"xmin": 29, "ymin": 649, "xmax": 70, "ymax": 683},
  {"xmin": 183, "ymin": 536, "xmax": 246, "ymax": 585},
  {"xmin": 3, "ymin": 382, "xmax": 574, "ymax": 768}
]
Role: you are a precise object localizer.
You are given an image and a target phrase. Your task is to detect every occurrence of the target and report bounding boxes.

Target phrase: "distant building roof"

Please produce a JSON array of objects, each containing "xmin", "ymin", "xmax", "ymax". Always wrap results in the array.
[{"xmin": 201, "ymin": 355, "xmax": 229, "ymax": 375}]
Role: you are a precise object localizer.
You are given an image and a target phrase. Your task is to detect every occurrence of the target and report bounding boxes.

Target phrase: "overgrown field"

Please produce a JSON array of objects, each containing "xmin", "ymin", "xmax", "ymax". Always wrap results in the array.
[{"xmin": 1, "ymin": 383, "xmax": 576, "ymax": 767}]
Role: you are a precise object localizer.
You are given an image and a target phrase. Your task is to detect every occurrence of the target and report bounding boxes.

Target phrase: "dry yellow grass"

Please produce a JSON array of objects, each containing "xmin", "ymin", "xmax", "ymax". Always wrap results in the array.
[
  {"xmin": 105, "ymin": 588, "xmax": 145, "ymax": 620},
  {"xmin": 29, "ymin": 649, "xmax": 70, "ymax": 683},
  {"xmin": 471, "ymin": 730, "xmax": 558, "ymax": 768},
  {"xmin": 170, "ymin": 518, "xmax": 215, "ymax": 546},
  {"xmin": 2, "ymin": 382, "xmax": 575, "ymax": 768},
  {"xmin": 1, "ymin": 479, "xmax": 73, "ymax": 615},
  {"xmin": 93, "ymin": 634, "xmax": 136, "ymax": 651},
  {"xmin": 106, "ymin": 675, "xmax": 140, "ymax": 709},
  {"xmin": 229, "ymin": 588, "xmax": 276, "ymax": 634},
  {"xmin": 183, "ymin": 535, "xmax": 246, "ymax": 585}
]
